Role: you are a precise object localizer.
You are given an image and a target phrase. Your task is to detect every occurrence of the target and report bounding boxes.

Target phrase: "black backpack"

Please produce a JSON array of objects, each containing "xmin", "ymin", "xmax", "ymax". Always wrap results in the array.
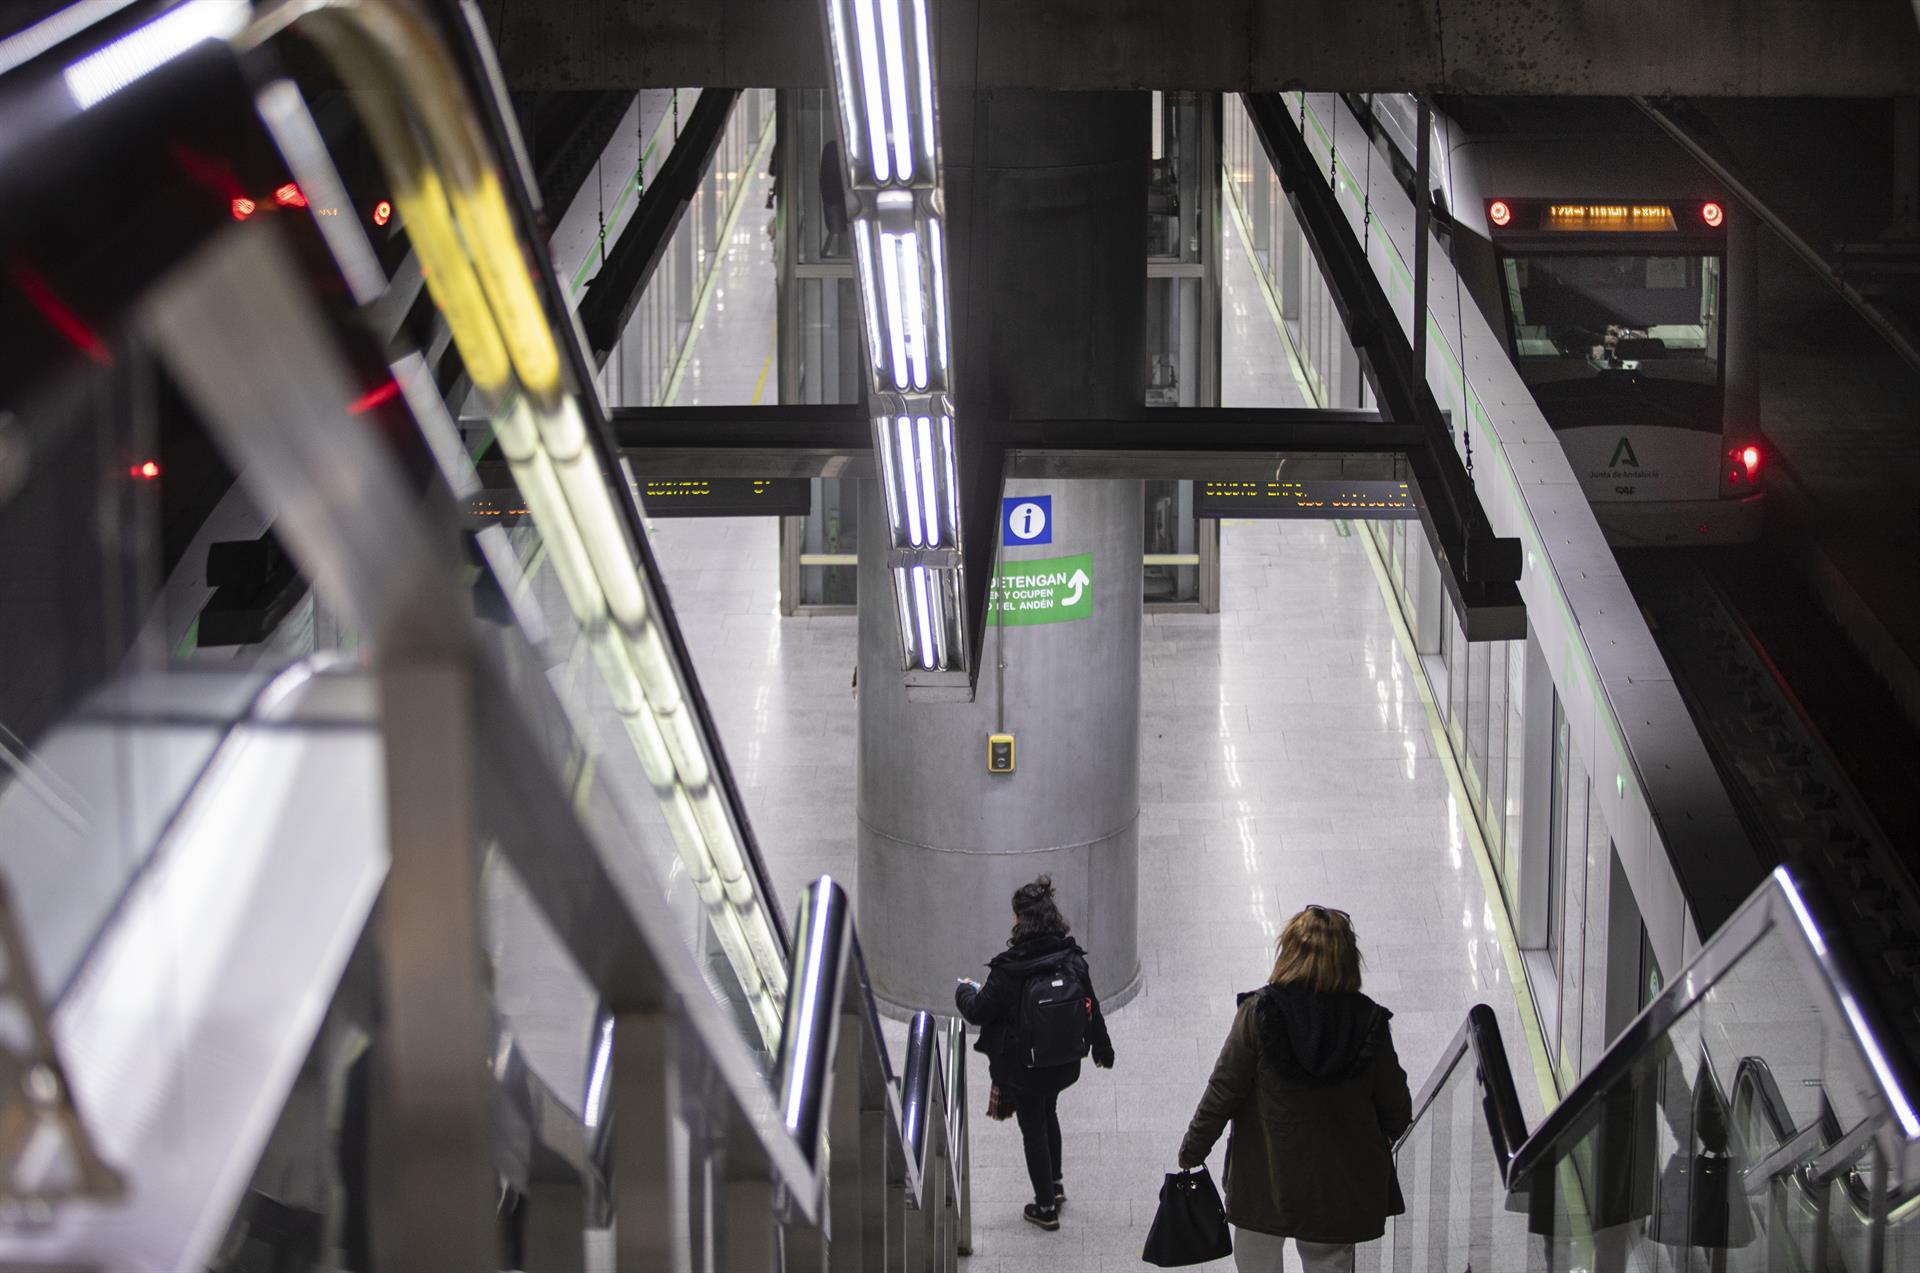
[{"xmin": 1018, "ymin": 958, "xmax": 1092, "ymax": 1068}]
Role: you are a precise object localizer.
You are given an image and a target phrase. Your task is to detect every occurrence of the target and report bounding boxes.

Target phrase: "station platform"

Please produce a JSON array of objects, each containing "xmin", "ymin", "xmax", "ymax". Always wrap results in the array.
[
  {"xmin": 8, "ymin": 7, "xmax": 1916, "ymax": 1263},
  {"xmin": 643, "ymin": 156, "xmax": 1547, "ymax": 1269}
]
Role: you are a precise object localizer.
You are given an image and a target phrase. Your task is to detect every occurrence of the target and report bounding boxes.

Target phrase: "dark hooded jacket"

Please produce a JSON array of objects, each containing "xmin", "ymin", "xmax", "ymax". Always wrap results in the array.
[
  {"xmin": 1178, "ymin": 984, "xmax": 1413, "ymax": 1244},
  {"xmin": 954, "ymin": 933, "xmax": 1115, "ymax": 1090}
]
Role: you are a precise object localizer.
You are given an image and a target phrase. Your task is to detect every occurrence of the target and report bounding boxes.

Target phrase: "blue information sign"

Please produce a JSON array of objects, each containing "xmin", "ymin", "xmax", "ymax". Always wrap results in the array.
[{"xmin": 1002, "ymin": 495, "xmax": 1053, "ymax": 546}]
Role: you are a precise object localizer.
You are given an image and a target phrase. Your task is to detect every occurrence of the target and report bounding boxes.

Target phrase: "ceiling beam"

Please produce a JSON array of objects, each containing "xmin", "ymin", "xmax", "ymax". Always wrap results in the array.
[{"xmin": 482, "ymin": 0, "xmax": 1920, "ymax": 96}]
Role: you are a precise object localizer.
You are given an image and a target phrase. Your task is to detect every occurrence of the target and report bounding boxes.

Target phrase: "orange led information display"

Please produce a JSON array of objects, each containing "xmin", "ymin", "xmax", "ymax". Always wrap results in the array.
[
  {"xmin": 1195, "ymin": 481, "xmax": 1419, "ymax": 520},
  {"xmin": 1542, "ymin": 203, "xmax": 1677, "ymax": 232}
]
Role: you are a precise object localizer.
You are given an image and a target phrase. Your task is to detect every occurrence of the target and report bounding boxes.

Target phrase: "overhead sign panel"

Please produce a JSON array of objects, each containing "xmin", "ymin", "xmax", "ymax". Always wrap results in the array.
[
  {"xmin": 987, "ymin": 552, "xmax": 1092, "ymax": 625},
  {"xmin": 637, "ymin": 479, "xmax": 811, "ymax": 518},
  {"xmin": 465, "ymin": 472, "xmax": 810, "ymax": 524},
  {"xmin": 1002, "ymin": 495, "xmax": 1053, "ymax": 546},
  {"xmin": 1195, "ymin": 481, "xmax": 1419, "ymax": 519}
]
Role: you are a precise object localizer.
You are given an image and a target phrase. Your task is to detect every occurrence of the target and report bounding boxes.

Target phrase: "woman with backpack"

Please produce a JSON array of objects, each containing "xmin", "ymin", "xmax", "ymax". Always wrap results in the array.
[
  {"xmin": 1176, "ymin": 904, "xmax": 1413, "ymax": 1272},
  {"xmin": 955, "ymin": 875, "xmax": 1115, "ymax": 1231}
]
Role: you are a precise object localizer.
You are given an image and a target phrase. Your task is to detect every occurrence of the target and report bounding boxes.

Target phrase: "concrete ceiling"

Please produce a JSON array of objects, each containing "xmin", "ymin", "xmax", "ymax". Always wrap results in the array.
[{"xmin": 482, "ymin": 0, "xmax": 1920, "ymax": 96}]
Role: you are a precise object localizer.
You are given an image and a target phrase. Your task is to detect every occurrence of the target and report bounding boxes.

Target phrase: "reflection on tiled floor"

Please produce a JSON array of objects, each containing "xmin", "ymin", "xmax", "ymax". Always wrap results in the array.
[{"xmin": 640, "ymin": 150, "xmax": 1541, "ymax": 1272}]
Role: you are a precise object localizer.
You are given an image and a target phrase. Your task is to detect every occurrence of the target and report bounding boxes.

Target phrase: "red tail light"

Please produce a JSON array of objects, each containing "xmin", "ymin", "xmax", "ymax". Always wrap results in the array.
[
  {"xmin": 130, "ymin": 460, "xmax": 160, "ymax": 480},
  {"xmin": 1488, "ymin": 199, "xmax": 1512, "ymax": 228},
  {"xmin": 1702, "ymin": 201, "xmax": 1725, "ymax": 228},
  {"xmin": 372, "ymin": 199, "xmax": 393, "ymax": 227},
  {"xmin": 274, "ymin": 183, "xmax": 307, "ymax": 208},
  {"xmin": 231, "ymin": 197, "xmax": 256, "ymax": 220}
]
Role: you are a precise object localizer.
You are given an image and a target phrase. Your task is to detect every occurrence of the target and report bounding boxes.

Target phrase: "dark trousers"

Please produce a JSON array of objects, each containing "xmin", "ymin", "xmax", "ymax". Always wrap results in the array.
[{"xmin": 1011, "ymin": 1087, "xmax": 1063, "ymax": 1207}]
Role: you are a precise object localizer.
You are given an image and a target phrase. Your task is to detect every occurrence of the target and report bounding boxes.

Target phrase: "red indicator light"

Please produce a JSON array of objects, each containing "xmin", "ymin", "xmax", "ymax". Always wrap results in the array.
[
  {"xmin": 1489, "ymin": 199, "xmax": 1513, "ymax": 228},
  {"xmin": 130, "ymin": 460, "xmax": 160, "ymax": 480},
  {"xmin": 372, "ymin": 199, "xmax": 393, "ymax": 227},
  {"xmin": 1741, "ymin": 444, "xmax": 1760, "ymax": 477},
  {"xmin": 274, "ymin": 183, "xmax": 307, "ymax": 208},
  {"xmin": 231, "ymin": 197, "xmax": 256, "ymax": 220},
  {"xmin": 348, "ymin": 379, "xmax": 401, "ymax": 415},
  {"xmin": 1701, "ymin": 201, "xmax": 1724, "ymax": 228}
]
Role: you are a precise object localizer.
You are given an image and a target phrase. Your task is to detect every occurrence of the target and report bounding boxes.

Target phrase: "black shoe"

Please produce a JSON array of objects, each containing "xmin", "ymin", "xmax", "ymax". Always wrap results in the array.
[{"xmin": 1023, "ymin": 1203, "xmax": 1060, "ymax": 1231}]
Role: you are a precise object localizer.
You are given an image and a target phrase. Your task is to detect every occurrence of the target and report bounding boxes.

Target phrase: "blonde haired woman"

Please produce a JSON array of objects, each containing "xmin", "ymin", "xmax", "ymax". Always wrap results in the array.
[{"xmin": 1177, "ymin": 905, "xmax": 1413, "ymax": 1273}]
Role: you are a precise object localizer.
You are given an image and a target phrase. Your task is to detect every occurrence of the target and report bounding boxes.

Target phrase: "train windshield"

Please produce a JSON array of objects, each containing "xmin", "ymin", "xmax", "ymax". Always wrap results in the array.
[{"xmin": 1499, "ymin": 252, "xmax": 1723, "ymax": 432}]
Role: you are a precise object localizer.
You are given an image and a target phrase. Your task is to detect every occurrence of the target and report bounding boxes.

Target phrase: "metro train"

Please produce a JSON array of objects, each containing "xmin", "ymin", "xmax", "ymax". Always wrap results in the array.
[{"xmin": 1361, "ymin": 96, "xmax": 1765, "ymax": 546}]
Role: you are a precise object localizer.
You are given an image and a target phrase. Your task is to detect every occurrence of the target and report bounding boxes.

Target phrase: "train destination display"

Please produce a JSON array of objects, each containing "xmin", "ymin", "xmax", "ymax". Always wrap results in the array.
[
  {"xmin": 464, "ymin": 475, "xmax": 810, "ymax": 523},
  {"xmin": 636, "ymin": 479, "xmax": 811, "ymax": 518},
  {"xmin": 1194, "ymin": 481, "xmax": 1419, "ymax": 519}
]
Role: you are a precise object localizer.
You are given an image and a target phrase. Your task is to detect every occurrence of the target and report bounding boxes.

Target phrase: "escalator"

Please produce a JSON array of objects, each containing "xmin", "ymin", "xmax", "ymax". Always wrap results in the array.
[
  {"xmin": 0, "ymin": 2, "xmax": 969, "ymax": 1269},
  {"xmin": 1394, "ymin": 867, "xmax": 1920, "ymax": 1271}
]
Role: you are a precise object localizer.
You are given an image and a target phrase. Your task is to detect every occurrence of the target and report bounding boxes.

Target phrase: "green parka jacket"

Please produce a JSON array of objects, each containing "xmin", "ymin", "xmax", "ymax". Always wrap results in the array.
[{"xmin": 1177, "ymin": 985, "xmax": 1414, "ymax": 1245}]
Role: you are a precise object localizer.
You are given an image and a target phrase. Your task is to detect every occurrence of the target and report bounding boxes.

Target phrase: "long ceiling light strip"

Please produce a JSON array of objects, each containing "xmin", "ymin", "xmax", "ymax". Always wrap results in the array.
[
  {"xmin": 910, "ymin": 0, "xmax": 935, "ymax": 164},
  {"xmin": 875, "ymin": 0, "xmax": 913, "ymax": 183},
  {"xmin": 928, "ymin": 217, "xmax": 950, "ymax": 376},
  {"xmin": 896, "ymin": 415, "xmax": 924, "ymax": 547},
  {"xmin": 821, "ymin": 0, "xmax": 967, "ymax": 674},
  {"xmin": 915, "ymin": 415, "xmax": 938, "ymax": 547},
  {"xmin": 849, "ymin": 0, "xmax": 890, "ymax": 184},
  {"xmin": 297, "ymin": 19, "xmax": 791, "ymax": 1047}
]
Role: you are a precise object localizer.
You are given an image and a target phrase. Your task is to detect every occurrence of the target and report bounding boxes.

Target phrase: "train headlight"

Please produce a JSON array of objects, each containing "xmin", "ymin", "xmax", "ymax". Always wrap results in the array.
[
  {"xmin": 1488, "ymin": 199, "xmax": 1512, "ymax": 228},
  {"xmin": 1702, "ymin": 201, "xmax": 1725, "ymax": 228}
]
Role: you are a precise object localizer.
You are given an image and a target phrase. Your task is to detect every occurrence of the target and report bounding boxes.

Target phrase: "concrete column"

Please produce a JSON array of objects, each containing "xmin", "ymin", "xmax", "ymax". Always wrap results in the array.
[{"xmin": 856, "ymin": 477, "xmax": 1142, "ymax": 1014}]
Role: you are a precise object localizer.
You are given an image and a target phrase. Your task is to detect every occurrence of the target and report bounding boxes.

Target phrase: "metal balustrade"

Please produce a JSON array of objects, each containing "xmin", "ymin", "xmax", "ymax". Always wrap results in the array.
[
  {"xmin": 1390, "ymin": 868, "xmax": 1920, "ymax": 1271},
  {"xmin": 0, "ymin": 1, "xmax": 971, "ymax": 1268}
]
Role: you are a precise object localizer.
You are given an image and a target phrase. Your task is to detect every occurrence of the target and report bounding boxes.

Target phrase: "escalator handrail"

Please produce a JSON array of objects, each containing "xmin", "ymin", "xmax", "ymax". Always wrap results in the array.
[
  {"xmin": 1504, "ymin": 867, "xmax": 1920, "ymax": 1190},
  {"xmin": 777, "ymin": 875, "xmax": 970, "ymax": 1222},
  {"xmin": 1398, "ymin": 1002, "xmax": 1530, "ymax": 1181},
  {"xmin": 421, "ymin": 0, "xmax": 790, "ymax": 960}
]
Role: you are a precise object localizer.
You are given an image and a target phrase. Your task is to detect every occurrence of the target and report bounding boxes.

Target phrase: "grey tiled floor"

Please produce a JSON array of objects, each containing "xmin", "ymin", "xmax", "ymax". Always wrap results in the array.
[{"xmin": 642, "ymin": 183, "xmax": 1546, "ymax": 1271}]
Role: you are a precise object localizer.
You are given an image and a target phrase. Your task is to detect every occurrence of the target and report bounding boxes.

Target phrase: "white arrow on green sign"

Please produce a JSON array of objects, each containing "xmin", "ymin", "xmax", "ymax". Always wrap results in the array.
[{"xmin": 988, "ymin": 552, "xmax": 1093, "ymax": 626}]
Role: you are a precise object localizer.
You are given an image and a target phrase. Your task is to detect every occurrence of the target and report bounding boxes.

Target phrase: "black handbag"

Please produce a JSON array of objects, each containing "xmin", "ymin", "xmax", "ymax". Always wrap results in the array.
[{"xmin": 1141, "ymin": 1166, "xmax": 1234, "ymax": 1267}]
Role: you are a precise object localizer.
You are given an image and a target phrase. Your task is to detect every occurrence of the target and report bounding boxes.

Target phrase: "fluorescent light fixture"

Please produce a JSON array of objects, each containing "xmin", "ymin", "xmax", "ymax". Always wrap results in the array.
[
  {"xmin": 916, "ymin": 415, "xmax": 938, "ymax": 546},
  {"xmin": 897, "ymin": 415, "xmax": 923, "ymax": 546},
  {"xmin": 891, "ymin": 565, "xmax": 915, "ymax": 653},
  {"xmin": 853, "ymin": 222, "xmax": 882, "ymax": 361},
  {"xmin": 876, "ymin": 0, "xmax": 912, "ymax": 182},
  {"xmin": 900, "ymin": 231, "xmax": 928, "ymax": 389},
  {"xmin": 874, "ymin": 415, "xmax": 902, "ymax": 535},
  {"xmin": 912, "ymin": 0, "xmax": 935, "ymax": 162},
  {"xmin": 911, "ymin": 565, "xmax": 934, "ymax": 669},
  {"xmin": 850, "ymin": 0, "xmax": 890, "ymax": 183},
  {"xmin": 878, "ymin": 231, "xmax": 909, "ymax": 389},
  {"xmin": 941, "ymin": 414, "xmax": 958, "ymax": 533},
  {"xmin": 63, "ymin": 0, "xmax": 244, "ymax": 109},
  {"xmin": 927, "ymin": 570, "xmax": 947, "ymax": 667},
  {"xmin": 930, "ymin": 217, "xmax": 949, "ymax": 374}
]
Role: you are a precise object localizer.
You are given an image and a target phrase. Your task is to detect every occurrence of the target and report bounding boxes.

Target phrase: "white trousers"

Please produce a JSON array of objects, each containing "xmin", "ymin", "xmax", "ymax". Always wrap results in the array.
[{"xmin": 1232, "ymin": 1226, "xmax": 1355, "ymax": 1273}]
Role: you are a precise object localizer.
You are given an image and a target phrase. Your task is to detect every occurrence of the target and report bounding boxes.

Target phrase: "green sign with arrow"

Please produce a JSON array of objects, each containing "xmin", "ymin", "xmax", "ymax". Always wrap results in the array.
[{"xmin": 988, "ymin": 552, "xmax": 1093, "ymax": 626}]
